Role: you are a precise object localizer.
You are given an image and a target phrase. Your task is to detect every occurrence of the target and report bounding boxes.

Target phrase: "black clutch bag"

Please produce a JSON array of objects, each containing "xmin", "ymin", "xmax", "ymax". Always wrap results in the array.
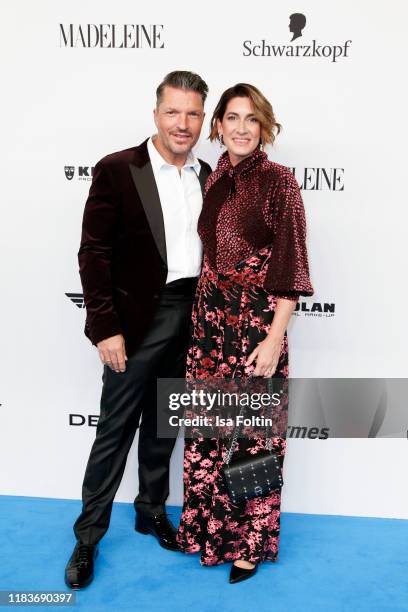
[
  {"xmin": 221, "ymin": 446, "xmax": 283, "ymax": 505},
  {"xmin": 220, "ymin": 379, "xmax": 284, "ymax": 505}
]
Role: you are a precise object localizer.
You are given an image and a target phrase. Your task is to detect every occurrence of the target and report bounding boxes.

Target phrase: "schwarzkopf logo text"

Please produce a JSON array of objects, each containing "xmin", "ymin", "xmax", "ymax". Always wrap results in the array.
[
  {"xmin": 243, "ymin": 13, "xmax": 352, "ymax": 62},
  {"xmin": 59, "ymin": 24, "xmax": 164, "ymax": 48}
]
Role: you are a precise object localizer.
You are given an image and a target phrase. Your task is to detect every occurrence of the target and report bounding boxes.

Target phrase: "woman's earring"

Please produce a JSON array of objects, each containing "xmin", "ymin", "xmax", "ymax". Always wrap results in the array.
[
  {"xmin": 259, "ymin": 141, "xmax": 264, "ymax": 152},
  {"xmin": 218, "ymin": 134, "xmax": 224, "ymax": 148}
]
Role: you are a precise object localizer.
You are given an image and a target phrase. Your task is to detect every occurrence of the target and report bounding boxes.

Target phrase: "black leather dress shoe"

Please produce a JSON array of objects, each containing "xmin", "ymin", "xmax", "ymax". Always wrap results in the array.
[
  {"xmin": 135, "ymin": 511, "xmax": 180, "ymax": 551},
  {"xmin": 229, "ymin": 562, "xmax": 258, "ymax": 584},
  {"xmin": 65, "ymin": 543, "xmax": 98, "ymax": 590}
]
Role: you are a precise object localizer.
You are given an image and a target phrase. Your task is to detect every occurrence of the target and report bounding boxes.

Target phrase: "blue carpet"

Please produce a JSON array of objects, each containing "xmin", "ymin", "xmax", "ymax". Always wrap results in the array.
[{"xmin": 0, "ymin": 496, "xmax": 407, "ymax": 612}]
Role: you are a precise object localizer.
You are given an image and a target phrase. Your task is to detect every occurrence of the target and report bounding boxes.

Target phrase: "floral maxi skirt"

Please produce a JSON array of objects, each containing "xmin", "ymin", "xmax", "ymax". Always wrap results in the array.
[{"xmin": 176, "ymin": 249, "xmax": 289, "ymax": 566}]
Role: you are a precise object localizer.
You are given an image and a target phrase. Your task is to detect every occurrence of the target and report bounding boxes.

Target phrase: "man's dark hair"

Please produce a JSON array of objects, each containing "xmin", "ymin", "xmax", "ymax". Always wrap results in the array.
[{"xmin": 156, "ymin": 70, "xmax": 208, "ymax": 106}]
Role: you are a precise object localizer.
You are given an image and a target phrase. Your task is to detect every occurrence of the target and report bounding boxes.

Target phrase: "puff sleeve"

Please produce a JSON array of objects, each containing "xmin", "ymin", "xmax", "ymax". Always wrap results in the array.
[{"xmin": 263, "ymin": 169, "xmax": 314, "ymax": 299}]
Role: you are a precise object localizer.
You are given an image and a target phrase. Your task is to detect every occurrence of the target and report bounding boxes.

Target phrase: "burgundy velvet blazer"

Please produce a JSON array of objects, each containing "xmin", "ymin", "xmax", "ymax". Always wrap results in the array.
[{"xmin": 78, "ymin": 139, "xmax": 212, "ymax": 356}]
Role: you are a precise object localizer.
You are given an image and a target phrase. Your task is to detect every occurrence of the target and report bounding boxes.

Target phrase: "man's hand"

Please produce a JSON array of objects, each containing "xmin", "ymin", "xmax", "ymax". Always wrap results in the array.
[{"xmin": 97, "ymin": 334, "xmax": 127, "ymax": 373}]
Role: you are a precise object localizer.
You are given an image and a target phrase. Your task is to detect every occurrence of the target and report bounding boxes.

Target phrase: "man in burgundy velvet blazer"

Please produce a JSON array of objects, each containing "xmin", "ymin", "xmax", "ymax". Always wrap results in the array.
[
  {"xmin": 78, "ymin": 135, "xmax": 208, "ymax": 357},
  {"xmin": 65, "ymin": 71, "xmax": 211, "ymax": 590}
]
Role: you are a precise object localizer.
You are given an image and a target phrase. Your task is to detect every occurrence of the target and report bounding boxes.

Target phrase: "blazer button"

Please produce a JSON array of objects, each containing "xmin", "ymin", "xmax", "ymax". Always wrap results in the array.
[{"xmin": 153, "ymin": 293, "xmax": 159, "ymax": 299}]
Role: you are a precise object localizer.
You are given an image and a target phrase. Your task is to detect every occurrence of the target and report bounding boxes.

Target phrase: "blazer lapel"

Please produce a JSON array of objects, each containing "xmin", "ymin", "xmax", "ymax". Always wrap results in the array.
[
  {"xmin": 128, "ymin": 139, "xmax": 210, "ymax": 267},
  {"xmin": 129, "ymin": 161, "xmax": 167, "ymax": 267},
  {"xmin": 198, "ymin": 165, "xmax": 208, "ymax": 195}
]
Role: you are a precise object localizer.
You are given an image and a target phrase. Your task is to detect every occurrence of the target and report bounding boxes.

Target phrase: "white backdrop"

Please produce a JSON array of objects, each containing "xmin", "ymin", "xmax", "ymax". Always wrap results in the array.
[{"xmin": 1, "ymin": 0, "xmax": 407, "ymax": 519}]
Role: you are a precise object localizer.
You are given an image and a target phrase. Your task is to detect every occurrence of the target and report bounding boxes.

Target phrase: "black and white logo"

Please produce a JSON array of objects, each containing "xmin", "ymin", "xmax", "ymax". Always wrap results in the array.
[
  {"xmin": 291, "ymin": 167, "xmax": 344, "ymax": 191},
  {"xmin": 64, "ymin": 166, "xmax": 94, "ymax": 181},
  {"xmin": 289, "ymin": 13, "xmax": 306, "ymax": 41},
  {"xmin": 66, "ymin": 293, "xmax": 85, "ymax": 309},
  {"xmin": 59, "ymin": 24, "xmax": 164, "ymax": 49},
  {"xmin": 293, "ymin": 301, "xmax": 336, "ymax": 318},
  {"xmin": 243, "ymin": 14, "xmax": 352, "ymax": 62},
  {"xmin": 64, "ymin": 166, "xmax": 74, "ymax": 180},
  {"xmin": 69, "ymin": 413, "xmax": 99, "ymax": 427}
]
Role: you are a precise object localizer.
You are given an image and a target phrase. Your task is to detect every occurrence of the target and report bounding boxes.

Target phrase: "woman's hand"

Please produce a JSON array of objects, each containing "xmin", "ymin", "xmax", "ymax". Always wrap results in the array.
[
  {"xmin": 245, "ymin": 298, "xmax": 297, "ymax": 377},
  {"xmin": 246, "ymin": 334, "xmax": 284, "ymax": 377}
]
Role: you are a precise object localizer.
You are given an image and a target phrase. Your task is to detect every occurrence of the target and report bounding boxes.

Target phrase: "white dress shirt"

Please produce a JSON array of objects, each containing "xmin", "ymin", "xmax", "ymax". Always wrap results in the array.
[{"xmin": 147, "ymin": 136, "xmax": 203, "ymax": 284}]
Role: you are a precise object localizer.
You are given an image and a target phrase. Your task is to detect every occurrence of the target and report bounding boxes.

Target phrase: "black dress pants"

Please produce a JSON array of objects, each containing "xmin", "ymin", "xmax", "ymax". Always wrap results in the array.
[{"xmin": 73, "ymin": 278, "xmax": 196, "ymax": 546}]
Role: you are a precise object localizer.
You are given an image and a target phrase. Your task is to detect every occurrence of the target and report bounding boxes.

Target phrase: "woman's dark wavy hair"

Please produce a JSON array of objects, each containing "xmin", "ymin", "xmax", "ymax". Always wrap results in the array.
[{"xmin": 209, "ymin": 83, "xmax": 281, "ymax": 146}]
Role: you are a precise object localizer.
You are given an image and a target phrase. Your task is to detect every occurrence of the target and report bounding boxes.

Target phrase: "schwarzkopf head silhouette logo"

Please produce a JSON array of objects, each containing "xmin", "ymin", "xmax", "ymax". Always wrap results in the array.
[
  {"xmin": 289, "ymin": 13, "xmax": 306, "ymax": 41},
  {"xmin": 242, "ymin": 15, "xmax": 352, "ymax": 61},
  {"xmin": 64, "ymin": 166, "xmax": 75, "ymax": 180}
]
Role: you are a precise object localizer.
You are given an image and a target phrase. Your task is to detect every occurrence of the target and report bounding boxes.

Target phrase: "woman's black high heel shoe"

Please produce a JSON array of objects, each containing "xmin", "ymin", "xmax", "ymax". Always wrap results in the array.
[{"xmin": 229, "ymin": 562, "xmax": 258, "ymax": 584}]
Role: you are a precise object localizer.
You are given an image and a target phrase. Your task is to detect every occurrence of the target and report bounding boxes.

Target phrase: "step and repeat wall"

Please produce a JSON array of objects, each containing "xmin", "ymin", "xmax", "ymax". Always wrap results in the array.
[{"xmin": 1, "ymin": 1, "xmax": 407, "ymax": 519}]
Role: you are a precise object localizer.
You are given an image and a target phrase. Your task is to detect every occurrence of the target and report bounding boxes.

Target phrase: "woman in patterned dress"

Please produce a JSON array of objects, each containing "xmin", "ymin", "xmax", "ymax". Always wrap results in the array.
[{"xmin": 176, "ymin": 83, "xmax": 314, "ymax": 583}]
